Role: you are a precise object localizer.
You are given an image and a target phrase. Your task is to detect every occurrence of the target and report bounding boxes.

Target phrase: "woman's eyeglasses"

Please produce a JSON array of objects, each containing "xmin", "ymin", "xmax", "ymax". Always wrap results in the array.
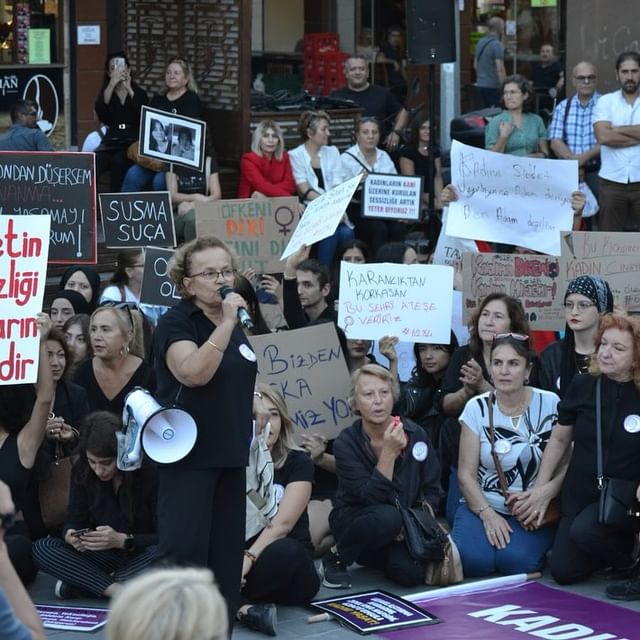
[
  {"xmin": 187, "ymin": 269, "xmax": 236, "ymax": 281},
  {"xmin": 98, "ymin": 301, "xmax": 140, "ymax": 328},
  {"xmin": 563, "ymin": 301, "xmax": 595, "ymax": 312}
]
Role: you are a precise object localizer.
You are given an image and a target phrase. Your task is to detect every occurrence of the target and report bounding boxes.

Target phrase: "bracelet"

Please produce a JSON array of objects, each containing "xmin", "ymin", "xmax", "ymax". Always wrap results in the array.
[
  {"xmin": 476, "ymin": 504, "xmax": 491, "ymax": 515},
  {"xmin": 244, "ymin": 550, "xmax": 257, "ymax": 564},
  {"xmin": 206, "ymin": 339, "xmax": 224, "ymax": 353},
  {"xmin": 301, "ymin": 188, "xmax": 316, "ymax": 201}
]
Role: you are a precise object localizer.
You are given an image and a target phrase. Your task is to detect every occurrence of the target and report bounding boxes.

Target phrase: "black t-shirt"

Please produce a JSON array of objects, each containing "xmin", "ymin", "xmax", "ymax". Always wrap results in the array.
[
  {"xmin": 151, "ymin": 90, "xmax": 202, "ymax": 119},
  {"xmin": 397, "ymin": 146, "xmax": 441, "ymax": 188},
  {"xmin": 532, "ymin": 61, "xmax": 562, "ymax": 91},
  {"xmin": 174, "ymin": 157, "xmax": 219, "ymax": 195},
  {"xmin": 330, "ymin": 84, "xmax": 402, "ymax": 134},
  {"xmin": 558, "ymin": 374, "xmax": 640, "ymax": 515},
  {"xmin": 273, "ymin": 449, "xmax": 314, "ymax": 550},
  {"xmin": 152, "ymin": 299, "xmax": 257, "ymax": 469},
  {"xmin": 95, "ymin": 83, "xmax": 148, "ymax": 147}
]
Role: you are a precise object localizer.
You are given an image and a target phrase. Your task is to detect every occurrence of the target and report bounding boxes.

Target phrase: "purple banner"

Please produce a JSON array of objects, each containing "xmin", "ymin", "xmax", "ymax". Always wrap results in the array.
[
  {"xmin": 312, "ymin": 590, "xmax": 439, "ymax": 634},
  {"xmin": 36, "ymin": 604, "xmax": 108, "ymax": 631},
  {"xmin": 383, "ymin": 582, "xmax": 637, "ymax": 640}
]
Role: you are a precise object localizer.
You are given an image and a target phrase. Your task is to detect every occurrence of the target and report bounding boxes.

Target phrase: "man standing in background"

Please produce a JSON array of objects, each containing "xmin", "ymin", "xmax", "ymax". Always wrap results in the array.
[{"xmin": 474, "ymin": 17, "xmax": 506, "ymax": 108}]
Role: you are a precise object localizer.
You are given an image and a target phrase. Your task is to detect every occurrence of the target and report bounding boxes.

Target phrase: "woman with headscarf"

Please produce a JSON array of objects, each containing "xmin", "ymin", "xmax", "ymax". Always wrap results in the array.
[
  {"xmin": 58, "ymin": 266, "xmax": 102, "ymax": 313},
  {"xmin": 49, "ymin": 291, "xmax": 91, "ymax": 329},
  {"xmin": 539, "ymin": 276, "xmax": 614, "ymax": 398}
]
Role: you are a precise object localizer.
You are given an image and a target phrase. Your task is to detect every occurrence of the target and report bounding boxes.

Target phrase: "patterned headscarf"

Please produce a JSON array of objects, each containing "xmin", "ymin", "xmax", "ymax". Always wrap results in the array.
[{"xmin": 564, "ymin": 275, "xmax": 613, "ymax": 314}]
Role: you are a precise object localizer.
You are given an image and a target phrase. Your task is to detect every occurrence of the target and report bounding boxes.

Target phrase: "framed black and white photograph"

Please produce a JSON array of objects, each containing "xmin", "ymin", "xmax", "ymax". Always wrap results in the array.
[{"xmin": 139, "ymin": 105, "xmax": 206, "ymax": 171}]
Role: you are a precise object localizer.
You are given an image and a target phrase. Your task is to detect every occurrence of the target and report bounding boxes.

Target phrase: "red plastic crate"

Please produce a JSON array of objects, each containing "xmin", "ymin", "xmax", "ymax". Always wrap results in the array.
[
  {"xmin": 303, "ymin": 32, "xmax": 340, "ymax": 94},
  {"xmin": 321, "ymin": 51, "xmax": 349, "ymax": 94}
]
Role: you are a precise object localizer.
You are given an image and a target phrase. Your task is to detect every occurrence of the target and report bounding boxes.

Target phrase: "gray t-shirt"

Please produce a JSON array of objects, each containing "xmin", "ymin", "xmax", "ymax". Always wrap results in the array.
[{"xmin": 475, "ymin": 34, "xmax": 504, "ymax": 89}]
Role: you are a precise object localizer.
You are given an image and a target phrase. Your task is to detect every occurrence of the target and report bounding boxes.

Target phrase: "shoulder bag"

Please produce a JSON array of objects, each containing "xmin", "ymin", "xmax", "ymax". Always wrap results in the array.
[
  {"xmin": 127, "ymin": 140, "xmax": 165, "ymax": 172},
  {"xmin": 488, "ymin": 392, "xmax": 561, "ymax": 529},
  {"xmin": 596, "ymin": 377, "xmax": 640, "ymax": 531}
]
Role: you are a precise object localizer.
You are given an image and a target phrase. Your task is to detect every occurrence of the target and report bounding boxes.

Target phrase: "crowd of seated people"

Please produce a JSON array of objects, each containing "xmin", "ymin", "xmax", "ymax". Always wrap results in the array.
[{"xmin": 8, "ymin": 44, "xmax": 640, "ymax": 640}]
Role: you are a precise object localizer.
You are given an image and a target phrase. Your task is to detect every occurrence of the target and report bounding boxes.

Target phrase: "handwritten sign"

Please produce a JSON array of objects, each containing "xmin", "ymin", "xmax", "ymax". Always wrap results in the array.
[
  {"xmin": 0, "ymin": 216, "xmax": 50, "ymax": 384},
  {"xmin": 195, "ymin": 196, "xmax": 299, "ymax": 273},
  {"xmin": 281, "ymin": 175, "xmax": 360, "ymax": 260},
  {"xmin": 337, "ymin": 263, "xmax": 454, "ymax": 342},
  {"xmin": 462, "ymin": 252, "xmax": 564, "ymax": 330},
  {"xmin": 0, "ymin": 151, "xmax": 96, "ymax": 263},
  {"xmin": 249, "ymin": 323, "xmax": 353, "ymax": 440},
  {"xmin": 432, "ymin": 206, "xmax": 478, "ymax": 271},
  {"xmin": 560, "ymin": 231, "xmax": 640, "ymax": 313},
  {"xmin": 99, "ymin": 192, "xmax": 175, "ymax": 249},
  {"xmin": 362, "ymin": 173, "xmax": 422, "ymax": 220},
  {"xmin": 140, "ymin": 247, "xmax": 181, "ymax": 307},
  {"xmin": 446, "ymin": 140, "xmax": 577, "ymax": 255}
]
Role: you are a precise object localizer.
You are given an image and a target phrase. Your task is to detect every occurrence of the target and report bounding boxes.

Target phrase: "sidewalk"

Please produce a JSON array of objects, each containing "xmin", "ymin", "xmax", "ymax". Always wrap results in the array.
[{"xmin": 31, "ymin": 562, "xmax": 640, "ymax": 639}]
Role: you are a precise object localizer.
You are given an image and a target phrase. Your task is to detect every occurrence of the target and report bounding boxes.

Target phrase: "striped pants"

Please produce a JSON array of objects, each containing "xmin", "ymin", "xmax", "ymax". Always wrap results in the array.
[{"xmin": 32, "ymin": 536, "xmax": 157, "ymax": 597}]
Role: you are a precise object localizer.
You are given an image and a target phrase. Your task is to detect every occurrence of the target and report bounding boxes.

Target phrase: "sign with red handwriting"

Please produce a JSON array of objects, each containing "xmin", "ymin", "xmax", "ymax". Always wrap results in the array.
[
  {"xmin": 462, "ymin": 252, "xmax": 564, "ymax": 330},
  {"xmin": 560, "ymin": 231, "xmax": 640, "ymax": 313},
  {"xmin": 249, "ymin": 323, "xmax": 353, "ymax": 440},
  {"xmin": 0, "ymin": 216, "xmax": 50, "ymax": 384},
  {"xmin": 195, "ymin": 196, "xmax": 299, "ymax": 273},
  {"xmin": 337, "ymin": 263, "xmax": 454, "ymax": 342}
]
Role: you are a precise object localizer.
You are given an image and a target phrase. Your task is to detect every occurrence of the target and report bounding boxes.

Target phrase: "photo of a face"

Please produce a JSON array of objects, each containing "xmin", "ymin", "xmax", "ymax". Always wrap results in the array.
[
  {"xmin": 171, "ymin": 126, "xmax": 195, "ymax": 161},
  {"xmin": 148, "ymin": 118, "xmax": 172, "ymax": 154}
]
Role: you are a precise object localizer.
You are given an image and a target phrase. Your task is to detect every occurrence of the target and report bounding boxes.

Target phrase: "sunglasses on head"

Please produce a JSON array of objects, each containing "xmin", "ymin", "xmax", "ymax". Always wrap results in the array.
[
  {"xmin": 493, "ymin": 332, "xmax": 529, "ymax": 346},
  {"xmin": 98, "ymin": 301, "xmax": 140, "ymax": 328}
]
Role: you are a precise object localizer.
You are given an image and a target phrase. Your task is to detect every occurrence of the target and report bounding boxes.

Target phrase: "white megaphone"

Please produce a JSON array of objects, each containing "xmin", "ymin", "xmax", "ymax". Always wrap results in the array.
[{"xmin": 117, "ymin": 387, "xmax": 197, "ymax": 471}]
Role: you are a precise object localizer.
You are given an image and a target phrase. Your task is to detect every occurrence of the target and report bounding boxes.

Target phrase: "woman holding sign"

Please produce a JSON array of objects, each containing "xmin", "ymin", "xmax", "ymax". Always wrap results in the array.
[
  {"xmin": 341, "ymin": 117, "xmax": 401, "ymax": 254},
  {"xmin": 289, "ymin": 111, "xmax": 354, "ymax": 265},
  {"xmin": 485, "ymin": 74, "xmax": 550, "ymax": 158}
]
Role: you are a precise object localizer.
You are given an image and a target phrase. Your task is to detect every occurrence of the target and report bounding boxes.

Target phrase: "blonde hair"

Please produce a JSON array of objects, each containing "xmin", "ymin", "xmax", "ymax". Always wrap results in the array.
[
  {"xmin": 164, "ymin": 58, "xmax": 199, "ymax": 94},
  {"xmin": 349, "ymin": 363, "xmax": 400, "ymax": 413},
  {"xmin": 257, "ymin": 383, "xmax": 302, "ymax": 469},
  {"xmin": 90, "ymin": 305, "xmax": 145, "ymax": 359},
  {"xmin": 251, "ymin": 120, "xmax": 285, "ymax": 161},
  {"xmin": 106, "ymin": 567, "xmax": 227, "ymax": 640},
  {"xmin": 169, "ymin": 236, "xmax": 236, "ymax": 299},
  {"xmin": 298, "ymin": 110, "xmax": 330, "ymax": 142}
]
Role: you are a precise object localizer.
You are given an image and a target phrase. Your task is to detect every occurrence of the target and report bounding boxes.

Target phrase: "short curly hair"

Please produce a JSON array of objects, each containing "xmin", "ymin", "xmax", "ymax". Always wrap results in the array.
[
  {"xmin": 349, "ymin": 363, "xmax": 400, "ymax": 414},
  {"xmin": 169, "ymin": 236, "xmax": 236, "ymax": 299}
]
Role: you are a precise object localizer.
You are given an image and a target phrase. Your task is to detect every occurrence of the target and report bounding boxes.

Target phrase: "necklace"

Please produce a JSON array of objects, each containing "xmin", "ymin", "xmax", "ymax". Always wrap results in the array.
[{"xmin": 496, "ymin": 390, "xmax": 529, "ymax": 417}]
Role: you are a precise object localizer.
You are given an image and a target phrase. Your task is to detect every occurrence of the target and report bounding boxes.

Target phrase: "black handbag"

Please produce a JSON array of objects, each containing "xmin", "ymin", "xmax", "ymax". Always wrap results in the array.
[
  {"xmin": 595, "ymin": 377, "xmax": 640, "ymax": 532},
  {"xmin": 395, "ymin": 497, "xmax": 448, "ymax": 562}
]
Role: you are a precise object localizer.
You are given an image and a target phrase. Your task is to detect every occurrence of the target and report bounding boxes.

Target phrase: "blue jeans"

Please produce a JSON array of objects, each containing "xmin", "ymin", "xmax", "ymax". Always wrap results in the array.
[
  {"xmin": 451, "ymin": 503, "xmax": 556, "ymax": 578},
  {"xmin": 445, "ymin": 465, "xmax": 463, "ymax": 528},
  {"xmin": 121, "ymin": 164, "xmax": 166, "ymax": 192},
  {"xmin": 316, "ymin": 223, "xmax": 354, "ymax": 265}
]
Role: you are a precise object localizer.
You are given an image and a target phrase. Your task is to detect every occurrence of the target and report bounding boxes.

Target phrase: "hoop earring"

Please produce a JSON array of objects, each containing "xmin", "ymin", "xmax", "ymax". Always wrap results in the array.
[{"xmin": 120, "ymin": 343, "xmax": 130, "ymax": 358}]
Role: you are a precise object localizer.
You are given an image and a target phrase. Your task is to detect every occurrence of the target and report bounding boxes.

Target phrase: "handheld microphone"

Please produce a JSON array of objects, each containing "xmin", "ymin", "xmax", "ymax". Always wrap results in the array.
[{"xmin": 218, "ymin": 285, "xmax": 254, "ymax": 330}]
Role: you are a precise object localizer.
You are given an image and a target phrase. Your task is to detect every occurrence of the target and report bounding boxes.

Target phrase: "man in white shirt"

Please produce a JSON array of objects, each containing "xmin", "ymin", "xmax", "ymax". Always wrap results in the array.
[{"xmin": 593, "ymin": 51, "xmax": 640, "ymax": 231}]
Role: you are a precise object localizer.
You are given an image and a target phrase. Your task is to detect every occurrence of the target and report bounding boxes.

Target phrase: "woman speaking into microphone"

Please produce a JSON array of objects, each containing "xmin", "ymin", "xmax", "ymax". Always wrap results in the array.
[{"xmin": 152, "ymin": 236, "xmax": 268, "ymax": 625}]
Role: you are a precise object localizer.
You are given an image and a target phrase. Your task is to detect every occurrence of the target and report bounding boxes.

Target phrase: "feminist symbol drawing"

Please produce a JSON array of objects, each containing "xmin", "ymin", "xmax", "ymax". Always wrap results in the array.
[{"xmin": 274, "ymin": 205, "xmax": 296, "ymax": 237}]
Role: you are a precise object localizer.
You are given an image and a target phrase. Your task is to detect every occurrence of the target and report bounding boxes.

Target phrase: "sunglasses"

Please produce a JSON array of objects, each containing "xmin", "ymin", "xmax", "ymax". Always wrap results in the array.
[
  {"xmin": 98, "ymin": 301, "xmax": 140, "ymax": 328},
  {"xmin": 493, "ymin": 332, "xmax": 530, "ymax": 346}
]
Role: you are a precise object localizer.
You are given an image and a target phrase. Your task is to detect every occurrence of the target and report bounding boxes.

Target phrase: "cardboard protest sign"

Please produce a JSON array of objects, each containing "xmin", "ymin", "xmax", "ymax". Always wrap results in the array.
[
  {"xmin": 281, "ymin": 175, "xmax": 360, "ymax": 260},
  {"xmin": 0, "ymin": 216, "xmax": 50, "ymax": 384},
  {"xmin": 195, "ymin": 196, "xmax": 299, "ymax": 273},
  {"xmin": 0, "ymin": 151, "xmax": 96, "ymax": 263},
  {"xmin": 362, "ymin": 174, "xmax": 422, "ymax": 221},
  {"xmin": 560, "ymin": 231, "xmax": 640, "ymax": 313},
  {"xmin": 140, "ymin": 247, "xmax": 181, "ymax": 307},
  {"xmin": 249, "ymin": 323, "xmax": 353, "ymax": 440},
  {"xmin": 462, "ymin": 252, "xmax": 565, "ymax": 330},
  {"xmin": 337, "ymin": 263, "xmax": 454, "ymax": 342},
  {"xmin": 99, "ymin": 192, "xmax": 176, "ymax": 248},
  {"xmin": 446, "ymin": 140, "xmax": 577, "ymax": 255}
]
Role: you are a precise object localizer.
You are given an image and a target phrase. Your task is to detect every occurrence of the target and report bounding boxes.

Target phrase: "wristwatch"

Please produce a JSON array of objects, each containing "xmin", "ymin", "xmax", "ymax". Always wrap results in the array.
[{"xmin": 124, "ymin": 534, "xmax": 135, "ymax": 551}]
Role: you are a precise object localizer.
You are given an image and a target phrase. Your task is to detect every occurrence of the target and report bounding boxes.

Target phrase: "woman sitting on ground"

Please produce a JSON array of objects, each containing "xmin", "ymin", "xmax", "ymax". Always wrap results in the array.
[
  {"xmin": 453, "ymin": 333, "xmax": 561, "ymax": 577},
  {"xmin": 238, "ymin": 384, "xmax": 319, "ymax": 636},
  {"xmin": 73, "ymin": 304, "xmax": 154, "ymax": 416},
  {"xmin": 325, "ymin": 364, "xmax": 442, "ymax": 589},
  {"xmin": 33, "ymin": 411, "xmax": 158, "ymax": 600}
]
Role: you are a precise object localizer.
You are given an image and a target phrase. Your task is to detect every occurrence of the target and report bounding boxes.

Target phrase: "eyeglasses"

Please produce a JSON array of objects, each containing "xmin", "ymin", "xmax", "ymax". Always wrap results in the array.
[
  {"xmin": 493, "ymin": 333, "xmax": 530, "ymax": 346},
  {"xmin": 574, "ymin": 75, "xmax": 596, "ymax": 83},
  {"xmin": 187, "ymin": 269, "xmax": 236, "ymax": 281},
  {"xmin": 563, "ymin": 301, "xmax": 595, "ymax": 312},
  {"xmin": 359, "ymin": 116, "xmax": 379, "ymax": 125}
]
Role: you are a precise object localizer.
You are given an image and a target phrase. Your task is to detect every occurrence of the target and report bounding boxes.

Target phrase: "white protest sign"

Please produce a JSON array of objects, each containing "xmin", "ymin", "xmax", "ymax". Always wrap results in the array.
[
  {"xmin": 362, "ymin": 174, "xmax": 422, "ymax": 220},
  {"xmin": 446, "ymin": 140, "xmax": 577, "ymax": 255},
  {"xmin": 0, "ymin": 216, "xmax": 50, "ymax": 384},
  {"xmin": 281, "ymin": 174, "xmax": 360, "ymax": 260},
  {"xmin": 337, "ymin": 263, "xmax": 454, "ymax": 342},
  {"xmin": 432, "ymin": 206, "xmax": 478, "ymax": 269}
]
